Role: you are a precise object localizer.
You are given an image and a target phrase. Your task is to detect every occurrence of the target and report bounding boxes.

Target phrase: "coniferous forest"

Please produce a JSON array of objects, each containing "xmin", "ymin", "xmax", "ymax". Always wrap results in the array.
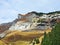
[{"xmin": 41, "ymin": 23, "xmax": 60, "ymax": 45}]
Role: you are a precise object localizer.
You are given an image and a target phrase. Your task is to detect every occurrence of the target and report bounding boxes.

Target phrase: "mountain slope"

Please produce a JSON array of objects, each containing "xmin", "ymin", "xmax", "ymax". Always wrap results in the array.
[{"xmin": 0, "ymin": 22, "xmax": 12, "ymax": 33}]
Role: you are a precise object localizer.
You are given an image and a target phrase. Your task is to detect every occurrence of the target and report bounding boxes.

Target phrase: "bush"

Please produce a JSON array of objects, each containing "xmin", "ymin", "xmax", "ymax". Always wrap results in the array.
[{"xmin": 34, "ymin": 38, "xmax": 40, "ymax": 44}]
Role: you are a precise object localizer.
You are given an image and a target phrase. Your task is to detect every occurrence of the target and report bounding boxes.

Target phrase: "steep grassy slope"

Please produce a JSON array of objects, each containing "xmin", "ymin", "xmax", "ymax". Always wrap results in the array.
[
  {"xmin": 0, "ymin": 29, "xmax": 51, "ymax": 45},
  {"xmin": 0, "ymin": 30, "xmax": 44, "ymax": 45}
]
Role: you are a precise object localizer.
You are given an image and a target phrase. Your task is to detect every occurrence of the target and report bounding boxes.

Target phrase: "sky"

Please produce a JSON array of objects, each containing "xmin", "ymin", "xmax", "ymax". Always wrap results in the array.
[{"xmin": 0, "ymin": 0, "xmax": 60, "ymax": 24}]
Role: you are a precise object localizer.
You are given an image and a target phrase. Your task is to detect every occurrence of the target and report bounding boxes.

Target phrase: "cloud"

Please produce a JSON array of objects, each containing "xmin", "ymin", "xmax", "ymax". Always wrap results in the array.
[
  {"xmin": 0, "ymin": 0, "xmax": 60, "ymax": 24},
  {"xmin": 0, "ymin": 18, "xmax": 12, "ymax": 24},
  {"xmin": 0, "ymin": 0, "xmax": 11, "ymax": 9},
  {"xmin": 0, "ymin": 9, "xmax": 19, "ymax": 24},
  {"xmin": 0, "ymin": 0, "xmax": 20, "ymax": 24},
  {"xmin": 8, "ymin": 0, "xmax": 49, "ymax": 13}
]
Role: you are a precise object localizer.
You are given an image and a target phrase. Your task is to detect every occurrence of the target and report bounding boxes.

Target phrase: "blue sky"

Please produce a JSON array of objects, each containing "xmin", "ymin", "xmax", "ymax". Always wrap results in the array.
[{"xmin": 0, "ymin": 0, "xmax": 60, "ymax": 24}]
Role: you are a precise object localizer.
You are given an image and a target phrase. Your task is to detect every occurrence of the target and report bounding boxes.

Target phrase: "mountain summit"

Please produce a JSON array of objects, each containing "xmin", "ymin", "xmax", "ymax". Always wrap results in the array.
[{"xmin": 0, "ymin": 11, "xmax": 60, "ymax": 38}]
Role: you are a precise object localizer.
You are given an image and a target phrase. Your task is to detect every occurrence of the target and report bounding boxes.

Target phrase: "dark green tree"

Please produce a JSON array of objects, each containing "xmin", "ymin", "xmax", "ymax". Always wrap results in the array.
[{"xmin": 41, "ymin": 23, "xmax": 60, "ymax": 45}]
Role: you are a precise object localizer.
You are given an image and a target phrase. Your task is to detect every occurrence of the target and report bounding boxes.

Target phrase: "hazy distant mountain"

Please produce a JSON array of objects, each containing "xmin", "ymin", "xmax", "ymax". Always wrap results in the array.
[
  {"xmin": 0, "ymin": 22, "xmax": 12, "ymax": 33},
  {"xmin": 0, "ymin": 18, "xmax": 20, "ymax": 33}
]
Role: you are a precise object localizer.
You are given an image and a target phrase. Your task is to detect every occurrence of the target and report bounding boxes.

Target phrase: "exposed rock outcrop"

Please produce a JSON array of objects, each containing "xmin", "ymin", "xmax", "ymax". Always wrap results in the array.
[{"xmin": 0, "ymin": 11, "xmax": 60, "ymax": 38}]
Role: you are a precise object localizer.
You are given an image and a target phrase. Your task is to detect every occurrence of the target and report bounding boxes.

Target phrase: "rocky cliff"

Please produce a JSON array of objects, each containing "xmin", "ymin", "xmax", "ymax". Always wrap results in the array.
[{"xmin": 0, "ymin": 11, "xmax": 60, "ymax": 33}]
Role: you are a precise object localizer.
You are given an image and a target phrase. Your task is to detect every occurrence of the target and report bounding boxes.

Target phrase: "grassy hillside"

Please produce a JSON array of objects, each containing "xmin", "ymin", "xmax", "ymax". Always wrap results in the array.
[
  {"xmin": 0, "ymin": 30, "xmax": 44, "ymax": 45},
  {"xmin": 0, "ymin": 29, "xmax": 51, "ymax": 45}
]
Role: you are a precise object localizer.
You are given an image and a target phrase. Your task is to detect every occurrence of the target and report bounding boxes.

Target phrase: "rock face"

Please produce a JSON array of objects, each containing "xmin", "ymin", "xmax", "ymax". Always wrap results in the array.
[
  {"xmin": 9, "ymin": 21, "xmax": 31, "ymax": 31},
  {"xmin": 9, "ymin": 12, "xmax": 39, "ymax": 31},
  {"xmin": 0, "ymin": 11, "xmax": 60, "ymax": 32},
  {"xmin": 0, "ymin": 11, "xmax": 38, "ymax": 38},
  {"xmin": 0, "ymin": 11, "xmax": 60, "ymax": 38},
  {"xmin": 18, "ymin": 12, "xmax": 38, "ymax": 22},
  {"xmin": 8, "ymin": 11, "xmax": 60, "ymax": 31}
]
